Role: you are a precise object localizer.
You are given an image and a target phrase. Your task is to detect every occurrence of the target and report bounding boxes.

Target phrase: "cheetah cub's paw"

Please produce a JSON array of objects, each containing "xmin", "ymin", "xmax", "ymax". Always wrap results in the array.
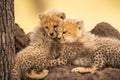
[
  {"xmin": 71, "ymin": 67, "xmax": 96, "ymax": 73},
  {"xmin": 71, "ymin": 67, "xmax": 87, "ymax": 73},
  {"xmin": 26, "ymin": 69, "xmax": 49, "ymax": 79}
]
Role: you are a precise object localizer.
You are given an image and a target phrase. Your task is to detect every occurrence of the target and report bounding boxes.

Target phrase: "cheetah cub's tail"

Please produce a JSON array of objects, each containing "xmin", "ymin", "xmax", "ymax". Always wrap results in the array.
[{"xmin": 26, "ymin": 69, "xmax": 49, "ymax": 79}]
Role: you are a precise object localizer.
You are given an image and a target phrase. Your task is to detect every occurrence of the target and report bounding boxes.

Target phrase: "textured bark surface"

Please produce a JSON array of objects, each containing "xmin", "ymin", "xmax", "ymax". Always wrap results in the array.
[
  {"xmin": 0, "ymin": 0, "xmax": 15, "ymax": 80},
  {"xmin": 91, "ymin": 22, "xmax": 120, "ymax": 40},
  {"xmin": 14, "ymin": 23, "xmax": 30, "ymax": 53},
  {"xmin": 45, "ymin": 66, "xmax": 120, "ymax": 80}
]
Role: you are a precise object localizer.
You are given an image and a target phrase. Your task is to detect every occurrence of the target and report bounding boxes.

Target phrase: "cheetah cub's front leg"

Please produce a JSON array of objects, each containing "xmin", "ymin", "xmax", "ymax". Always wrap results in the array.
[
  {"xmin": 26, "ymin": 69, "xmax": 49, "ymax": 79},
  {"xmin": 25, "ymin": 58, "xmax": 67, "ymax": 79},
  {"xmin": 71, "ymin": 67, "xmax": 97, "ymax": 73},
  {"xmin": 71, "ymin": 55, "xmax": 105, "ymax": 73}
]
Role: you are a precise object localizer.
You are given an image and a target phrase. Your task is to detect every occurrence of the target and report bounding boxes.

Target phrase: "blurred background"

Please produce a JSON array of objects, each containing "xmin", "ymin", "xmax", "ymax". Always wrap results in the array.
[{"xmin": 15, "ymin": 0, "xmax": 120, "ymax": 33}]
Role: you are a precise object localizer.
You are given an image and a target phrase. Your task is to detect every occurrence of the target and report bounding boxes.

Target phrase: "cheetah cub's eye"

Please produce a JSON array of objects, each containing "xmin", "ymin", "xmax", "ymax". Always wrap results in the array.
[
  {"xmin": 78, "ymin": 27, "xmax": 81, "ymax": 30},
  {"xmin": 63, "ymin": 31, "xmax": 67, "ymax": 34},
  {"xmin": 45, "ymin": 26, "xmax": 49, "ymax": 29},
  {"xmin": 54, "ymin": 25, "xmax": 58, "ymax": 31},
  {"xmin": 54, "ymin": 25, "xmax": 58, "ymax": 29},
  {"xmin": 60, "ymin": 16, "xmax": 64, "ymax": 19}
]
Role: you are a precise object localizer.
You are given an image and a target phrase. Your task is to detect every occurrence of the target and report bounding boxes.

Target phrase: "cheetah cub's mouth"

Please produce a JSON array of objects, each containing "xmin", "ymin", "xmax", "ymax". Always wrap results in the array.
[{"xmin": 58, "ymin": 36, "xmax": 77, "ymax": 43}]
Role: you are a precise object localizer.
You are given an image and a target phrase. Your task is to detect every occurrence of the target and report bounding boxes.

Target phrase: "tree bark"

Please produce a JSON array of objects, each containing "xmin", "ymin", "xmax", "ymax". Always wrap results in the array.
[{"xmin": 0, "ymin": 0, "xmax": 15, "ymax": 80}]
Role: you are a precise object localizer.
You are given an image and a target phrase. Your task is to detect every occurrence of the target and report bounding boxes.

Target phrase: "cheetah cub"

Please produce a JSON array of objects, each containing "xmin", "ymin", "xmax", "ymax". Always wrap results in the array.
[
  {"xmin": 10, "ymin": 10, "xmax": 66, "ymax": 80},
  {"xmin": 57, "ymin": 19, "xmax": 120, "ymax": 73},
  {"xmin": 24, "ymin": 10, "xmax": 66, "ymax": 79},
  {"xmin": 10, "ymin": 26, "xmax": 55, "ymax": 80}
]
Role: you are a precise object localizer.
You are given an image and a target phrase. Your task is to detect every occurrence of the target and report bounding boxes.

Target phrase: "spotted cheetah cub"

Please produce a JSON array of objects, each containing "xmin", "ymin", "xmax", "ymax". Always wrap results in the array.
[
  {"xmin": 57, "ymin": 19, "xmax": 120, "ymax": 73},
  {"xmin": 10, "ymin": 10, "xmax": 66, "ymax": 80}
]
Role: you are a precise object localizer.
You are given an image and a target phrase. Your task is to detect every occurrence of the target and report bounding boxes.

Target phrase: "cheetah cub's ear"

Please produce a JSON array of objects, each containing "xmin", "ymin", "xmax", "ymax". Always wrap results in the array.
[
  {"xmin": 76, "ymin": 20, "xmax": 83, "ymax": 30},
  {"xmin": 39, "ymin": 14, "xmax": 45, "ymax": 20},
  {"xmin": 57, "ymin": 12, "xmax": 66, "ymax": 19},
  {"xmin": 76, "ymin": 20, "xmax": 84, "ymax": 38}
]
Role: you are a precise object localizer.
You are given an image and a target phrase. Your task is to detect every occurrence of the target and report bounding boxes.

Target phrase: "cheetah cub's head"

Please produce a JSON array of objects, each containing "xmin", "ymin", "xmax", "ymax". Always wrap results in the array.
[
  {"xmin": 39, "ymin": 10, "xmax": 66, "ymax": 38},
  {"xmin": 57, "ymin": 19, "xmax": 84, "ymax": 43}
]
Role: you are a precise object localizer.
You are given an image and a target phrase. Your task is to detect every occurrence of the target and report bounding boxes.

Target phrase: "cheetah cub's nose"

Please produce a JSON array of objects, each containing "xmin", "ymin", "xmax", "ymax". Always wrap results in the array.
[
  {"xmin": 50, "ymin": 33, "xmax": 54, "ymax": 36},
  {"xmin": 57, "ymin": 37, "xmax": 61, "ymax": 40}
]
